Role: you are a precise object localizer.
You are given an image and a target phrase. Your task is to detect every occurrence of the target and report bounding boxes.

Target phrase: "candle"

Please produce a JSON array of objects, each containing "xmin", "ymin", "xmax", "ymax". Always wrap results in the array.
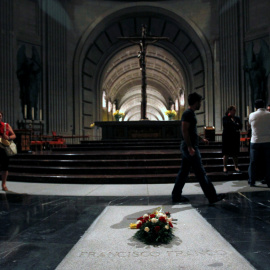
[
  {"xmin": 40, "ymin": 109, "xmax": 42, "ymax": 121},
  {"xmin": 24, "ymin": 105, "xmax": 27, "ymax": 119},
  {"xmin": 32, "ymin": 107, "xmax": 34, "ymax": 120},
  {"xmin": 247, "ymin": 106, "xmax": 250, "ymax": 116}
]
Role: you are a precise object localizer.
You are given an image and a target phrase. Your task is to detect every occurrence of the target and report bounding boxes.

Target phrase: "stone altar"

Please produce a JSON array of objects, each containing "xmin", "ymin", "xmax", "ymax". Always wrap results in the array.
[{"xmin": 95, "ymin": 121, "xmax": 182, "ymax": 140}]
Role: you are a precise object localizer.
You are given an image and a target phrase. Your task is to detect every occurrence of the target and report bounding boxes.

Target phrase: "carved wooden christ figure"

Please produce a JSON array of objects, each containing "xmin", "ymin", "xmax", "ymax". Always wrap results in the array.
[{"xmin": 118, "ymin": 25, "xmax": 169, "ymax": 120}]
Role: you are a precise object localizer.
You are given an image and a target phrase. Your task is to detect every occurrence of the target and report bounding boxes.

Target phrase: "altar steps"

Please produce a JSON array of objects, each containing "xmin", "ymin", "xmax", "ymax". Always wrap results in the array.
[
  {"xmin": 9, "ymin": 156, "xmax": 249, "ymax": 167},
  {"xmin": 56, "ymin": 140, "xmax": 222, "ymax": 151},
  {"xmin": 7, "ymin": 144, "xmax": 249, "ymax": 184},
  {"xmin": 7, "ymin": 170, "xmax": 247, "ymax": 184},
  {"xmin": 9, "ymin": 163, "xmax": 249, "ymax": 175}
]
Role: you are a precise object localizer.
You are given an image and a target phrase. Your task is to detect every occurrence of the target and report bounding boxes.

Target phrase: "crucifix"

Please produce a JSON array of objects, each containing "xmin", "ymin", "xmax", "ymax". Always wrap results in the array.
[{"xmin": 118, "ymin": 25, "xmax": 169, "ymax": 120}]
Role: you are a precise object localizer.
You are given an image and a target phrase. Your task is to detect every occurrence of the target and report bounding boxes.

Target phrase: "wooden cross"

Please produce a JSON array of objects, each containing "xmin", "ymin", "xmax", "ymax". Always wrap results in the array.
[{"xmin": 118, "ymin": 25, "xmax": 169, "ymax": 120}]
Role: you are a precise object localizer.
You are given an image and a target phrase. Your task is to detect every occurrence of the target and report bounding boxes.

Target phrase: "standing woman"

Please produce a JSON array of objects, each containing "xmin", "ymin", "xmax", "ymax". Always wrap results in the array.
[
  {"xmin": 0, "ymin": 111, "xmax": 16, "ymax": 191},
  {"xmin": 222, "ymin": 106, "xmax": 242, "ymax": 173}
]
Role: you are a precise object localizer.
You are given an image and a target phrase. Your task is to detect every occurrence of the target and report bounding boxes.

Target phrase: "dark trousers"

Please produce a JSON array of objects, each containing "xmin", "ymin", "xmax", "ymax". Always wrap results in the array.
[
  {"xmin": 172, "ymin": 145, "xmax": 217, "ymax": 202},
  {"xmin": 248, "ymin": 142, "xmax": 270, "ymax": 185},
  {"xmin": 0, "ymin": 148, "xmax": 9, "ymax": 171}
]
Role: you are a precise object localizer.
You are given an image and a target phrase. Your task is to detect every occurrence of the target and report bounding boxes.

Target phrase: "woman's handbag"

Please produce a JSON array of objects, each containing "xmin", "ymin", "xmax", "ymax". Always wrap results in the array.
[
  {"xmin": 0, "ymin": 123, "xmax": 17, "ymax": 156},
  {"xmin": 4, "ymin": 140, "xmax": 17, "ymax": 156}
]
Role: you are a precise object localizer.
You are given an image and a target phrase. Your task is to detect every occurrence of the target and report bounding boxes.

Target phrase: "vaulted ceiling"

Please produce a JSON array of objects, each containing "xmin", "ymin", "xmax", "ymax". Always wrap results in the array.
[{"xmin": 101, "ymin": 44, "xmax": 186, "ymax": 120}]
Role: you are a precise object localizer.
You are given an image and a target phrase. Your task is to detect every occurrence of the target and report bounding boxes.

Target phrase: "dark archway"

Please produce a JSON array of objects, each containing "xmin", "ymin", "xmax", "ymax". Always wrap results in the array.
[{"xmin": 73, "ymin": 6, "xmax": 213, "ymax": 135}]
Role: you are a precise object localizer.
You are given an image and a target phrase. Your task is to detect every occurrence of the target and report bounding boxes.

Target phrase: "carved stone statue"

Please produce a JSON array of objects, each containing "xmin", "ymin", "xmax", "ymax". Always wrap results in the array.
[
  {"xmin": 16, "ymin": 45, "xmax": 42, "ymax": 120},
  {"xmin": 244, "ymin": 40, "xmax": 270, "ymax": 109}
]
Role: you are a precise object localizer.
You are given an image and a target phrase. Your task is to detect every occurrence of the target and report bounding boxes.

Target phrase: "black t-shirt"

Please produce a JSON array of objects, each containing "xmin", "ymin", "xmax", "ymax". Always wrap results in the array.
[{"xmin": 181, "ymin": 108, "xmax": 198, "ymax": 147}]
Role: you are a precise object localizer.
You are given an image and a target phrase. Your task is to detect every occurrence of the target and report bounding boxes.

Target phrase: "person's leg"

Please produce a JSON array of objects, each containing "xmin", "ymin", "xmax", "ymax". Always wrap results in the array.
[
  {"xmin": 263, "ymin": 143, "xmax": 270, "ymax": 187},
  {"xmin": 190, "ymin": 148, "xmax": 219, "ymax": 202},
  {"xmin": 223, "ymin": 155, "xmax": 228, "ymax": 172},
  {"xmin": 1, "ymin": 171, "xmax": 8, "ymax": 191},
  {"xmin": 232, "ymin": 156, "xmax": 240, "ymax": 171},
  {"xmin": 0, "ymin": 148, "xmax": 9, "ymax": 191},
  {"xmin": 248, "ymin": 143, "xmax": 259, "ymax": 186},
  {"xmin": 172, "ymin": 148, "xmax": 191, "ymax": 200}
]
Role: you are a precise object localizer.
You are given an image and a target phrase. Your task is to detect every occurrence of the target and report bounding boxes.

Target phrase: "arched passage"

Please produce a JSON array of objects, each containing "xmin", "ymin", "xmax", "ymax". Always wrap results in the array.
[{"xmin": 73, "ymin": 6, "xmax": 213, "ymax": 134}]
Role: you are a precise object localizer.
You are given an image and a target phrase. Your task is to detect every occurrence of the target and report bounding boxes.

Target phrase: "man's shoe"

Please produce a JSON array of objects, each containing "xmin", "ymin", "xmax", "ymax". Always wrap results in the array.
[
  {"xmin": 209, "ymin": 194, "xmax": 226, "ymax": 204},
  {"xmin": 172, "ymin": 195, "xmax": 189, "ymax": 203},
  {"xmin": 261, "ymin": 180, "xmax": 266, "ymax": 185},
  {"xmin": 249, "ymin": 183, "xmax": 256, "ymax": 187}
]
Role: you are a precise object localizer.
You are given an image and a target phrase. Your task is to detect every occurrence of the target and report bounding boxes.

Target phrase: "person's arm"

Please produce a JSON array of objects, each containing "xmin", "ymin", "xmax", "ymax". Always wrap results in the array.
[
  {"xmin": 3, "ymin": 124, "xmax": 16, "ymax": 140},
  {"xmin": 198, "ymin": 135, "xmax": 209, "ymax": 145},
  {"xmin": 182, "ymin": 121, "xmax": 195, "ymax": 156},
  {"xmin": 237, "ymin": 117, "xmax": 243, "ymax": 130}
]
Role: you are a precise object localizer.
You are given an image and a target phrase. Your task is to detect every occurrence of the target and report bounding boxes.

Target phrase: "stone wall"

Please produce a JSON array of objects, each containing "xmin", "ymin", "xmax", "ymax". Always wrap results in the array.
[{"xmin": 0, "ymin": 0, "xmax": 269, "ymax": 136}]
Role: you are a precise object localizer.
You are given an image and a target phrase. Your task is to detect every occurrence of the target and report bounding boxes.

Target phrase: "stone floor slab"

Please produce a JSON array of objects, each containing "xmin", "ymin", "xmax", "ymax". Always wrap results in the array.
[{"xmin": 56, "ymin": 205, "xmax": 255, "ymax": 270}]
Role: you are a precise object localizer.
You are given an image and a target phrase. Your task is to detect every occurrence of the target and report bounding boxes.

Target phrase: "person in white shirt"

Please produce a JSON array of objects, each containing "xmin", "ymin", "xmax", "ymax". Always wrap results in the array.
[{"xmin": 248, "ymin": 99, "xmax": 270, "ymax": 187}]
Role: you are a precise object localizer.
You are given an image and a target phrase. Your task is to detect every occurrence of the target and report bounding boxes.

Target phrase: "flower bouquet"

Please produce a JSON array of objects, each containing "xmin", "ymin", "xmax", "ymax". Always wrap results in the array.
[
  {"xmin": 130, "ymin": 208, "xmax": 174, "ymax": 245},
  {"xmin": 165, "ymin": 110, "xmax": 177, "ymax": 120},
  {"xmin": 113, "ymin": 110, "xmax": 125, "ymax": 121}
]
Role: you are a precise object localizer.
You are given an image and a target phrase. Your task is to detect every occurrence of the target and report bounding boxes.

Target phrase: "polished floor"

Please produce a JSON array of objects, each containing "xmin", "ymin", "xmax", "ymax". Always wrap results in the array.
[{"xmin": 0, "ymin": 181, "xmax": 269, "ymax": 270}]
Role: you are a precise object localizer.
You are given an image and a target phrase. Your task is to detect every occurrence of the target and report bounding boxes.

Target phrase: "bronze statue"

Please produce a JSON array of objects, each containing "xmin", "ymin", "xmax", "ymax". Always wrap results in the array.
[
  {"xmin": 244, "ymin": 40, "xmax": 270, "ymax": 109},
  {"xmin": 16, "ymin": 45, "xmax": 42, "ymax": 120}
]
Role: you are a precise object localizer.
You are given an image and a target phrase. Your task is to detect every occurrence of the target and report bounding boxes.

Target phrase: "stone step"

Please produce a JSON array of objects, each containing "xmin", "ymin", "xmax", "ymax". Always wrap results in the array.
[
  {"xmin": 9, "ymin": 143, "xmax": 249, "ymax": 184},
  {"xmin": 9, "ymin": 156, "xmax": 250, "ymax": 167},
  {"xmin": 56, "ymin": 144, "xmax": 223, "ymax": 151},
  {"xmin": 8, "ymin": 163, "xmax": 249, "ymax": 176},
  {"xmin": 11, "ymin": 149, "xmax": 249, "ymax": 160},
  {"xmin": 8, "ymin": 171, "xmax": 248, "ymax": 184}
]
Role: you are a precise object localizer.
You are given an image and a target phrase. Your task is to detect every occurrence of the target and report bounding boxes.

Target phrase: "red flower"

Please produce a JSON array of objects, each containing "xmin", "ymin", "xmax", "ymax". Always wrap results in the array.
[
  {"xmin": 154, "ymin": 226, "xmax": 161, "ymax": 233},
  {"xmin": 137, "ymin": 223, "xmax": 142, "ymax": 229},
  {"xmin": 165, "ymin": 212, "xmax": 171, "ymax": 216},
  {"xmin": 137, "ymin": 217, "xmax": 143, "ymax": 221},
  {"xmin": 144, "ymin": 216, "xmax": 149, "ymax": 221},
  {"xmin": 142, "ymin": 219, "xmax": 146, "ymax": 223},
  {"xmin": 169, "ymin": 222, "xmax": 173, "ymax": 228},
  {"xmin": 159, "ymin": 216, "xmax": 166, "ymax": 223},
  {"xmin": 150, "ymin": 214, "xmax": 156, "ymax": 218}
]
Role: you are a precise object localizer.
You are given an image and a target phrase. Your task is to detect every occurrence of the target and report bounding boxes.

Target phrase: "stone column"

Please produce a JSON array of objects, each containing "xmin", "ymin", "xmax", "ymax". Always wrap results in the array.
[
  {"xmin": 219, "ymin": 0, "xmax": 242, "ymax": 116},
  {"xmin": 0, "ymin": 0, "xmax": 15, "ymax": 124},
  {"xmin": 44, "ymin": 0, "xmax": 68, "ymax": 133}
]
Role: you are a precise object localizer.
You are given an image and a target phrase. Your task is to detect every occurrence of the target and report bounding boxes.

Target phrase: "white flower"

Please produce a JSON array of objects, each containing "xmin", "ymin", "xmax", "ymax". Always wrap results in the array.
[
  {"xmin": 144, "ymin": 227, "xmax": 150, "ymax": 232},
  {"xmin": 143, "ymin": 214, "xmax": 149, "ymax": 219},
  {"xmin": 151, "ymin": 218, "xmax": 158, "ymax": 223},
  {"xmin": 156, "ymin": 212, "xmax": 164, "ymax": 217},
  {"xmin": 136, "ymin": 220, "xmax": 142, "ymax": 224},
  {"xmin": 165, "ymin": 225, "xmax": 169, "ymax": 230}
]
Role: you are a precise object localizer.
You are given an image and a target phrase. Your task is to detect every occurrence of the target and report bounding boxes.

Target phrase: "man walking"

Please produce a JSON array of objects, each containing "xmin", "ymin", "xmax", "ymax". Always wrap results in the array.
[
  {"xmin": 172, "ymin": 92, "xmax": 225, "ymax": 204},
  {"xmin": 248, "ymin": 99, "xmax": 270, "ymax": 187}
]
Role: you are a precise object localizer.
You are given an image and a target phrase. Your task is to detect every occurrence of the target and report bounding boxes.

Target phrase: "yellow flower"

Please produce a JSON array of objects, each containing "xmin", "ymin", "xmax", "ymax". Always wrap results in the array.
[
  {"xmin": 130, "ymin": 223, "xmax": 138, "ymax": 229},
  {"xmin": 90, "ymin": 123, "xmax": 95, "ymax": 128},
  {"xmin": 113, "ymin": 110, "xmax": 119, "ymax": 116},
  {"xmin": 165, "ymin": 110, "xmax": 177, "ymax": 116},
  {"xmin": 113, "ymin": 110, "xmax": 125, "ymax": 117}
]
